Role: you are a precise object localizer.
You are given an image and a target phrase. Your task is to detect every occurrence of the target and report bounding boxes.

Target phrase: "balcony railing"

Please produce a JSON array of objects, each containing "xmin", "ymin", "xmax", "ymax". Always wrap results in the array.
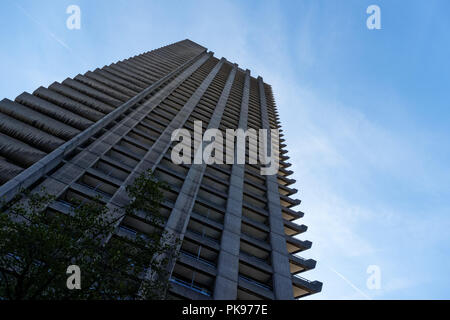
[
  {"xmin": 188, "ymin": 229, "xmax": 220, "ymax": 243},
  {"xmin": 238, "ymin": 275, "xmax": 272, "ymax": 291},
  {"xmin": 191, "ymin": 209, "xmax": 224, "ymax": 225},
  {"xmin": 55, "ymin": 199, "xmax": 75, "ymax": 209},
  {"xmin": 180, "ymin": 250, "xmax": 216, "ymax": 268},
  {"xmin": 169, "ymin": 277, "xmax": 211, "ymax": 297},
  {"xmin": 240, "ymin": 250, "xmax": 270, "ymax": 265},
  {"xmin": 77, "ymin": 181, "xmax": 112, "ymax": 198},
  {"xmin": 118, "ymin": 225, "xmax": 137, "ymax": 237},
  {"xmin": 293, "ymin": 274, "xmax": 314, "ymax": 283}
]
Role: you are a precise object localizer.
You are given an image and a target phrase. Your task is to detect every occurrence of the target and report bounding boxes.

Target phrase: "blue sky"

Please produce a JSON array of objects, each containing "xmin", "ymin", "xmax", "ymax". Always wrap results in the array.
[{"xmin": 1, "ymin": 0, "xmax": 449, "ymax": 299}]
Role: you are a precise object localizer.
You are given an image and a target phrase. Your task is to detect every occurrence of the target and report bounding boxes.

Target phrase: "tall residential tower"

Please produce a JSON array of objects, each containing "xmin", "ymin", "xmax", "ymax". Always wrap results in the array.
[{"xmin": 0, "ymin": 40, "xmax": 322, "ymax": 299}]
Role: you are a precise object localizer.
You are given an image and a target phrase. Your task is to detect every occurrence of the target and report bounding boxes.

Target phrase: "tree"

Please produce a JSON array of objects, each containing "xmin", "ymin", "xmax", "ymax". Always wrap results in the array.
[{"xmin": 0, "ymin": 169, "xmax": 175, "ymax": 300}]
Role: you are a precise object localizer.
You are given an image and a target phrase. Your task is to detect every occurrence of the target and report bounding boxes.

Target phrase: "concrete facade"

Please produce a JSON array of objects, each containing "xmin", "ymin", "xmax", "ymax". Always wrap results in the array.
[{"xmin": 0, "ymin": 39, "xmax": 322, "ymax": 300}]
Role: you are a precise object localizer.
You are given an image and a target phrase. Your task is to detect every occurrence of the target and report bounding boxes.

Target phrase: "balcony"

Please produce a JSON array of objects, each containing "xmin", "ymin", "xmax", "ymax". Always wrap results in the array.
[
  {"xmin": 241, "ymin": 234, "xmax": 271, "ymax": 252},
  {"xmin": 243, "ymin": 202, "xmax": 269, "ymax": 220},
  {"xmin": 277, "ymin": 175, "xmax": 296, "ymax": 187},
  {"xmin": 169, "ymin": 277, "xmax": 212, "ymax": 299},
  {"xmin": 239, "ymin": 252, "xmax": 272, "ymax": 273},
  {"xmin": 190, "ymin": 210, "xmax": 223, "ymax": 229},
  {"xmin": 71, "ymin": 181, "xmax": 113, "ymax": 202},
  {"xmin": 241, "ymin": 214, "xmax": 270, "ymax": 233},
  {"xmin": 107, "ymin": 145, "xmax": 140, "ymax": 167},
  {"xmin": 241, "ymin": 221, "xmax": 269, "ymax": 242},
  {"xmin": 94, "ymin": 158, "xmax": 131, "ymax": 181},
  {"xmin": 239, "ymin": 275, "xmax": 272, "ymax": 292},
  {"xmin": 278, "ymin": 185, "xmax": 297, "ymax": 197},
  {"xmin": 284, "ymin": 220, "xmax": 307, "ymax": 236},
  {"xmin": 117, "ymin": 225, "xmax": 138, "ymax": 239},
  {"xmin": 280, "ymin": 195, "xmax": 301, "ymax": 209},
  {"xmin": 238, "ymin": 275, "xmax": 274, "ymax": 300},
  {"xmin": 178, "ymin": 251, "xmax": 217, "ymax": 276},
  {"xmin": 185, "ymin": 230, "xmax": 220, "ymax": 251},
  {"xmin": 180, "ymin": 238, "xmax": 218, "ymax": 267},
  {"xmin": 279, "ymin": 161, "xmax": 292, "ymax": 170},
  {"xmin": 240, "ymin": 239, "xmax": 270, "ymax": 262},
  {"xmin": 197, "ymin": 188, "xmax": 228, "ymax": 210},
  {"xmin": 278, "ymin": 168, "xmax": 293, "ymax": 177},
  {"xmin": 289, "ymin": 254, "xmax": 316, "ymax": 275},
  {"xmin": 180, "ymin": 250, "xmax": 216, "ymax": 268},
  {"xmin": 282, "ymin": 206, "xmax": 304, "ymax": 221},
  {"xmin": 285, "ymin": 236, "xmax": 312, "ymax": 254},
  {"xmin": 292, "ymin": 275, "xmax": 322, "ymax": 299},
  {"xmin": 243, "ymin": 193, "xmax": 267, "ymax": 211},
  {"xmin": 171, "ymin": 262, "xmax": 215, "ymax": 299}
]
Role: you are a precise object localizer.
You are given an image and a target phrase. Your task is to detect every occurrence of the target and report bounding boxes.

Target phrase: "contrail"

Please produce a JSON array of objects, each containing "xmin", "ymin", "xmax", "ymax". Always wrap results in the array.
[
  {"xmin": 328, "ymin": 266, "xmax": 372, "ymax": 300},
  {"xmin": 13, "ymin": 2, "xmax": 88, "ymax": 66}
]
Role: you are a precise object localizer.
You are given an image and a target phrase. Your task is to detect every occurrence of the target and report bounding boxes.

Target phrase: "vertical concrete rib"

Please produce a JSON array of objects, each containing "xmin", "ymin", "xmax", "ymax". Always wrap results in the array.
[
  {"xmin": 213, "ymin": 70, "xmax": 250, "ymax": 299},
  {"xmin": 164, "ymin": 64, "xmax": 238, "ymax": 272},
  {"xmin": 105, "ymin": 57, "xmax": 227, "ymax": 220},
  {"xmin": 257, "ymin": 76, "xmax": 294, "ymax": 300}
]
